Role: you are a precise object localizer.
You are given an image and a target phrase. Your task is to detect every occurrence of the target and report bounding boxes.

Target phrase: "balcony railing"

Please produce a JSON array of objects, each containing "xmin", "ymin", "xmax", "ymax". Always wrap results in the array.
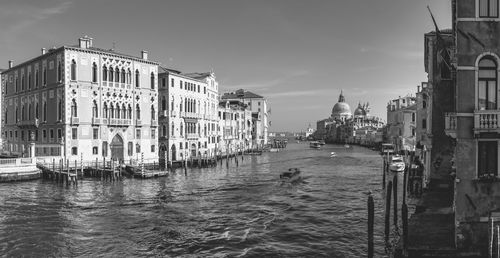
[
  {"xmin": 71, "ymin": 117, "xmax": 79, "ymax": 125},
  {"xmin": 187, "ymin": 133, "xmax": 199, "ymax": 139},
  {"xmin": 107, "ymin": 118, "xmax": 131, "ymax": 127},
  {"xmin": 180, "ymin": 112, "xmax": 203, "ymax": 119},
  {"xmin": 474, "ymin": 110, "xmax": 500, "ymax": 132},
  {"xmin": 92, "ymin": 117, "xmax": 102, "ymax": 125},
  {"xmin": 135, "ymin": 119, "xmax": 142, "ymax": 126},
  {"xmin": 17, "ymin": 118, "xmax": 39, "ymax": 128}
]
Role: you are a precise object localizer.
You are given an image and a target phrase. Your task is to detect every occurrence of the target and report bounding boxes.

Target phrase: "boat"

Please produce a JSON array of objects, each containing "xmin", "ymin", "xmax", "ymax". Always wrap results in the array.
[
  {"xmin": 310, "ymin": 141, "xmax": 321, "ymax": 149},
  {"xmin": 269, "ymin": 148, "xmax": 280, "ymax": 152},
  {"xmin": 280, "ymin": 168, "xmax": 301, "ymax": 183},
  {"xmin": 389, "ymin": 155, "xmax": 405, "ymax": 172},
  {"xmin": 330, "ymin": 152, "xmax": 337, "ymax": 157},
  {"xmin": 318, "ymin": 140, "xmax": 326, "ymax": 145},
  {"xmin": 344, "ymin": 144, "xmax": 351, "ymax": 148}
]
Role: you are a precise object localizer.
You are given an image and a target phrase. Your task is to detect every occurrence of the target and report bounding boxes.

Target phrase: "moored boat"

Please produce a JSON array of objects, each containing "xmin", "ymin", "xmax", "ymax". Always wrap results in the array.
[
  {"xmin": 310, "ymin": 141, "xmax": 321, "ymax": 149},
  {"xmin": 280, "ymin": 168, "xmax": 301, "ymax": 183},
  {"xmin": 318, "ymin": 140, "xmax": 326, "ymax": 145},
  {"xmin": 389, "ymin": 155, "xmax": 405, "ymax": 172}
]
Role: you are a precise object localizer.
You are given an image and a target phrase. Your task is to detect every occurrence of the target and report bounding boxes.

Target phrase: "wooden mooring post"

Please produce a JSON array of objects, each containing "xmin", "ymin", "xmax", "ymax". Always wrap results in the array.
[
  {"xmin": 385, "ymin": 180, "xmax": 392, "ymax": 247},
  {"xmin": 402, "ymin": 202, "xmax": 408, "ymax": 254},
  {"xmin": 393, "ymin": 174, "xmax": 398, "ymax": 229},
  {"xmin": 367, "ymin": 191, "xmax": 374, "ymax": 258}
]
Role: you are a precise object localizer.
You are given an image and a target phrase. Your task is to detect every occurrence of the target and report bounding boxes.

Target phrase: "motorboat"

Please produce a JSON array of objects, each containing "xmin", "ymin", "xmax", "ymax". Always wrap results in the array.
[
  {"xmin": 318, "ymin": 140, "xmax": 326, "ymax": 145},
  {"xmin": 310, "ymin": 141, "xmax": 321, "ymax": 149},
  {"xmin": 389, "ymin": 155, "xmax": 405, "ymax": 172},
  {"xmin": 344, "ymin": 144, "xmax": 351, "ymax": 148},
  {"xmin": 280, "ymin": 168, "xmax": 301, "ymax": 183},
  {"xmin": 330, "ymin": 152, "xmax": 337, "ymax": 157}
]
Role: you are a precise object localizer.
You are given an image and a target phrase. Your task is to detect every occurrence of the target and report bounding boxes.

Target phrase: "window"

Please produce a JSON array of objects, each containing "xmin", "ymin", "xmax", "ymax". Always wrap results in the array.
[
  {"xmin": 423, "ymin": 100, "xmax": 427, "ymax": 109},
  {"xmin": 43, "ymin": 130, "xmax": 47, "ymax": 140},
  {"xmin": 43, "ymin": 102, "xmax": 47, "ymax": 121},
  {"xmin": 58, "ymin": 61, "xmax": 63, "ymax": 82},
  {"xmin": 93, "ymin": 128, "xmax": 99, "ymax": 139},
  {"xmin": 180, "ymin": 81, "xmax": 183, "ymax": 89},
  {"xmin": 151, "ymin": 72, "xmax": 155, "ymax": 89},
  {"xmin": 151, "ymin": 105, "xmax": 155, "ymax": 121},
  {"xmin": 72, "ymin": 128, "xmax": 77, "ymax": 139},
  {"xmin": 136, "ymin": 104, "xmax": 141, "ymax": 120},
  {"xmin": 136, "ymin": 129, "xmax": 141, "ymax": 139},
  {"xmin": 127, "ymin": 69, "xmax": 131, "ymax": 84},
  {"xmin": 478, "ymin": 141, "xmax": 498, "ymax": 177},
  {"xmin": 151, "ymin": 145, "xmax": 155, "ymax": 152},
  {"xmin": 151, "ymin": 129, "xmax": 156, "ymax": 139},
  {"xmin": 35, "ymin": 103, "xmax": 39, "ymax": 119},
  {"xmin": 135, "ymin": 69, "xmax": 140, "ymax": 87},
  {"xmin": 171, "ymin": 78, "xmax": 174, "ymax": 87},
  {"xmin": 92, "ymin": 62, "xmax": 98, "ymax": 83},
  {"xmin": 28, "ymin": 72, "xmax": 32, "ymax": 89},
  {"xmin": 411, "ymin": 113, "xmax": 415, "ymax": 122},
  {"xmin": 71, "ymin": 59, "xmax": 77, "ymax": 81},
  {"xmin": 480, "ymin": 0, "xmax": 499, "ymax": 17},
  {"xmin": 102, "ymin": 141, "xmax": 108, "ymax": 157},
  {"xmin": 162, "ymin": 78, "xmax": 166, "ymax": 87},
  {"xmin": 93, "ymin": 147, "xmax": 98, "ymax": 155},
  {"xmin": 58, "ymin": 99, "xmax": 63, "ymax": 121},
  {"xmin": 422, "ymin": 119, "xmax": 427, "ymax": 129},
  {"xmin": 43, "ymin": 67, "xmax": 47, "ymax": 86},
  {"xmin": 171, "ymin": 123, "xmax": 175, "ymax": 136},
  {"xmin": 109, "ymin": 66, "xmax": 114, "ymax": 82},
  {"xmin": 161, "ymin": 96, "xmax": 166, "ymax": 111},
  {"xmin": 103, "ymin": 65, "xmax": 108, "ymax": 81},
  {"xmin": 50, "ymin": 129, "xmax": 54, "ymax": 139},
  {"xmin": 121, "ymin": 68, "xmax": 126, "ymax": 83},
  {"xmin": 35, "ymin": 69, "xmax": 39, "ymax": 88},
  {"xmin": 103, "ymin": 103, "xmax": 108, "ymax": 118},
  {"xmin": 57, "ymin": 129, "xmax": 62, "ymax": 139},
  {"xmin": 115, "ymin": 67, "xmax": 119, "ymax": 83},
  {"xmin": 92, "ymin": 101, "xmax": 98, "ymax": 118},
  {"xmin": 478, "ymin": 57, "xmax": 497, "ymax": 110},
  {"xmin": 136, "ymin": 144, "xmax": 141, "ymax": 153},
  {"xmin": 72, "ymin": 147, "xmax": 78, "ymax": 155}
]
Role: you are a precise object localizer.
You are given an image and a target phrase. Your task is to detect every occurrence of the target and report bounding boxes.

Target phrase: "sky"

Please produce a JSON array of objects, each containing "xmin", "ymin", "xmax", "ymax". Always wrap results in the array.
[{"xmin": 0, "ymin": 0, "xmax": 452, "ymax": 132}]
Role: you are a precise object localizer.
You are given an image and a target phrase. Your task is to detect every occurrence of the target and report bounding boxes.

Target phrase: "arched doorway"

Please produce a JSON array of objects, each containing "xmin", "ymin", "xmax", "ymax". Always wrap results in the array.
[
  {"xmin": 110, "ymin": 134, "xmax": 124, "ymax": 162},
  {"xmin": 171, "ymin": 144, "xmax": 177, "ymax": 161}
]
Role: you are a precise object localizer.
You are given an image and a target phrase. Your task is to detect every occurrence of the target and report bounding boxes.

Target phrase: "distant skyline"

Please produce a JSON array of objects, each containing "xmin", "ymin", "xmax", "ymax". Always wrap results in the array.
[{"xmin": 0, "ymin": 0, "xmax": 451, "ymax": 131}]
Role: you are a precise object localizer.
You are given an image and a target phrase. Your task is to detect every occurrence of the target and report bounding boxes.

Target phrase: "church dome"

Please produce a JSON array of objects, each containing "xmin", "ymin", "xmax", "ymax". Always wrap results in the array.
[
  {"xmin": 331, "ymin": 91, "xmax": 352, "ymax": 118},
  {"xmin": 354, "ymin": 103, "xmax": 366, "ymax": 116}
]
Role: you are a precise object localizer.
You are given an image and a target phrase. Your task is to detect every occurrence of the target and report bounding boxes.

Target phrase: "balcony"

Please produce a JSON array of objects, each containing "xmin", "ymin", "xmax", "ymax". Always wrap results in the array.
[
  {"xmin": 70, "ymin": 117, "xmax": 80, "ymax": 125},
  {"xmin": 92, "ymin": 117, "xmax": 102, "ymax": 125},
  {"xmin": 180, "ymin": 112, "xmax": 203, "ymax": 119},
  {"xmin": 135, "ymin": 119, "xmax": 142, "ymax": 126},
  {"xmin": 151, "ymin": 120, "xmax": 158, "ymax": 127},
  {"xmin": 474, "ymin": 110, "xmax": 500, "ymax": 134},
  {"xmin": 187, "ymin": 133, "xmax": 199, "ymax": 140},
  {"xmin": 108, "ymin": 118, "xmax": 131, "ymax": 127},
  {"xmin": 17, "ymin": 118, "xmax": 40, "ymax": 128},
  {"xmin": 444, "ymin": 112, "xmax": 457, "ymax": 138}
]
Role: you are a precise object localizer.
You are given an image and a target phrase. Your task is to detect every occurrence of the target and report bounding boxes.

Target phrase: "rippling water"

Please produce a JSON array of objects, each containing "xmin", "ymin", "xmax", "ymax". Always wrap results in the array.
[{"xmin": 0, "ymin": 143, "xmax": 390, "ymax": 257}]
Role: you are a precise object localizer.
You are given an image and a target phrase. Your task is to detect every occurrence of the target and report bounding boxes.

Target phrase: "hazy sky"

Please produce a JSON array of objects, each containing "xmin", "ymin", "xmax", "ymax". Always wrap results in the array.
[{"xmin": 0, "ymin": 0, "xmax": 451, "ymax": 132}]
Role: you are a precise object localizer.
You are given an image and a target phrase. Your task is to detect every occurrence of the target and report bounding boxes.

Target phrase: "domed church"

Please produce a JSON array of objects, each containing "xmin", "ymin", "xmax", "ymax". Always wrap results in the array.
[{"xmin": 331, "ymin": 91, "xmax": 352, "ymax": 121}]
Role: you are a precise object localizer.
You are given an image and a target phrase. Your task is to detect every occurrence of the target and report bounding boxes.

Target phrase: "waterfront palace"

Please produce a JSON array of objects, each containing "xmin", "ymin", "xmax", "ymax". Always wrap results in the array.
[{"xmin": 0, "ymin": 36, "xmax": 270, "ymax": 162}]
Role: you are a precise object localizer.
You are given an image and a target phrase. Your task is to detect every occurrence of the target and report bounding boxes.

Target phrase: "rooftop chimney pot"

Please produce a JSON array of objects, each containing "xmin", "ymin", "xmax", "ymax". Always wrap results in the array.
[
  {"xmin": 141, "ymin": 50, "xmax": 148, "ymax": 60},
  {"xmin": 8, "ymin": 60, "xmax": 13, "ymax": 69}
]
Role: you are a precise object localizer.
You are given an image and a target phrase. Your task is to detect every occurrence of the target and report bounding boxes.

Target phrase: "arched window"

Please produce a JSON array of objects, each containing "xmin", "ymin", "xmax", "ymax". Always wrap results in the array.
[
  {"xmin": 71, "ymin": 99, "xmax": 77, "ymax": 117},
  {"xmin": 15, "ymin": 107, "xmax": 18, "ymax": 121},
  {"xmin": 161, "ymin": 96, "xmax": 166, "ymax": 111},
  {"xmin": 103, "ymin": 103, "xmax": 108, "ymax": 118},
  {"xmin": 110, "ymin": 104, "xmax": 114, "ymax": 119},
  {"xmin": 115, "ymin": 67, "xmax": 120, "ymax": 83},
  {"xmin": 71, "ymin": 59, "xmax": 77, "ymax": 81},
  {"xmin": 35, "ymin": 69, "xmax": 39, "ymax": 88},
  {"xmin": 151, "ymin": 105, "xmax": 155, "ymax": 120},
  {"xmin": 122, "ymin": 104, "xmax": 126, "ymax": 118},
  {"xmin": 136, "ymin": 104, "xmax": 141, "ymax": 120},
  {"xmin": 171, "ymin": 98, "xmax": 174, "ymax": 111},
  {"xmin": 478, "ymin": 57, "xmax": 498, "ymax": 110},
  {"xmin": 28, "ymin": 72, "xmax": 32, "ymax": 89},
  {"xmin": 116, "ymin": 103, "xmax": 120, "ymax": 119},
  {"xmin": 28, "ymin": 104, "xmax": 32, "ymax": 120},
  {"xmin": 135, "ymin": 69, "xmax": 140, "ymax": 87},
  {"xmin": 121, "ymin": 68, "xmax": 126, "ymax": 83},
  {"xmin": 180, "ymin": 123, "xmax": 183, "ymax": 136},
  {"xmin": 21, "ymin": 105, "xmax": 25, "ymax": 120},
  {"xmin": 58, "ymin": 99, "xmax": 63, "ymax": 120},
  {"xmin": 103, "ymin": 65, "xmax": 108, "ymax": 81},
  {"xmin": 127, "ymin": 69, "xmax": 131, "ymax": 84},
  {"xmin": 58, "ymin": 61, "xmax": 63, "ymax": 82},
  {"xmin": 162, "ymin": 125, "xmax": 167, "ymax": 137},
  {"xmin": 109, "ymin": 66, "xmax": 114, "ymax": 82},
  {"xmin": 92, "ymin": 101, "xmax": 98, "ymax": 118},
  {"xmin": 128, "ymin": 105, "xmax": 132, "ymax": 119},
  {"xmin": 171, "ymin": 122, "xmax": 175, "ymax": 136},
  {"xmin": 180, "ymin": 98, "xmax": 183, "ymax": 112},
  {"xmin": 92, "ymin": 62, "xmax": 98, "ymax": 83},
  {"xmin": 150, "ymin": 72, "xmax": 155, "ymax": 89},
  {"xmin": 35, "ymin": 103, "xmax": 39, "ymax": 119}
]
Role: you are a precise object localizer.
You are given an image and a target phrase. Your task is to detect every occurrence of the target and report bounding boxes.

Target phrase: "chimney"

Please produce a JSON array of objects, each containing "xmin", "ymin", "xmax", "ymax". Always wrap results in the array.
[
  {"xmin": 8, "ymin": 60, "xmax": 13, "ymax": 69},
  {"xmin": 78, "ymin": 35, "xmax": 93, "ymax": 49},
  {"xmin": 141, "ymin": 50, "xmax": 148, "ymax": 60},
  {"xmin": 417, "ymin": 85, "xmax": 421, "ymax": 92},
  {"xmin": 41, "ymin": 48, "xmax": 46, "ymax": 55}
]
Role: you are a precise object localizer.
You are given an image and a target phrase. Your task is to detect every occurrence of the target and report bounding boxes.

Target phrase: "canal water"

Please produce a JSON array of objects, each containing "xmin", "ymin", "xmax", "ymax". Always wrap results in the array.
[{"xmin": 0, "ymin": 143, "xmax": 389, "ymax": 257}]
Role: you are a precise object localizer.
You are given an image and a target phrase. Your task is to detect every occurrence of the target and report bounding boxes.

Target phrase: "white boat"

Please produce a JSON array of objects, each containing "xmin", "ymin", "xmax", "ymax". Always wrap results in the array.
[
  {"xmin": 344, "ymin": 144, "xmax": 351, "ymax": 148},
  {"xmin": 280, "ymin": 168, "xmax": 301, "ymax": 183},
  {"xmin": 310, "ymin": 141, "xmax": 321, "ymax": 149},
  {"xmin": 318, "ymin": 140, "xmax": 326, "ymax": 145},
  {"xmin": 330, "ymin": 152, "xmax": 337, "ymax": 157},
  {"xmin": 389, "ymin": 155, "xmax": 405, "ymax": 172}
]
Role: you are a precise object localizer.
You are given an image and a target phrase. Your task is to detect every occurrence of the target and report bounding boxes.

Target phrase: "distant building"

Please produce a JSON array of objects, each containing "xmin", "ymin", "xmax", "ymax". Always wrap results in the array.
[
  {"xmin": 217, "ymin": 100, "xmax": 253, "ymax": 154},
  {"xmin": 0, "ymin": 68, "xmax": 5, "ymax": 151},
  {"xmin": 386, "ymin": 95, "xmax": 416, "ymax": 151},
  {"xmin": 1, "ymin": 36, "xmax": 159, "ymax": 161},
  {"xmin": 221, "ymin": 89, "xmax": 269, "ymax": 147}
]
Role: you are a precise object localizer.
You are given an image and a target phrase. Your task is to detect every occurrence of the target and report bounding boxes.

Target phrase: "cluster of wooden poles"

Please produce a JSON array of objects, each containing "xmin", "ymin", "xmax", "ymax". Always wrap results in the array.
[
  {"xmin": 179, "ymin": 151, "xmax": 245, "ymax": 175},
  {"xmin": 367, "ymin": 153, "xmax": 414, "ymax": 258}
]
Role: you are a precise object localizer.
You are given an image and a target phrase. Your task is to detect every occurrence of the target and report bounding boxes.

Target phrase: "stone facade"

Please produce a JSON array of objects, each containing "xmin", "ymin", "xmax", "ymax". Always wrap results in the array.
[{"xmin": 1, "ymin": 36, "xmax": 158, "ymax": 162}]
